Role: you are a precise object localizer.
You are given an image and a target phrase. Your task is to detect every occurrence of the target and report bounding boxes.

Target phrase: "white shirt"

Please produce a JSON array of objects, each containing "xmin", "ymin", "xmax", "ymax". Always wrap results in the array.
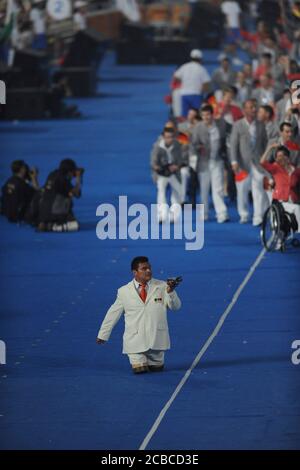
[
  {"xmin": 260, "ymin": 87, "xmax": 274, "ymax": 105},
  {"xmin": 285, "ymin": 97, "xmax": 293, "ymax": 113},
  {"xmin": 74, "ymin": 12, "xmax": 86, "ymax": 31},
  {"xmin": 244, "ymin": 118, "xmax": 257, "ymax": 147},
  {"xmin": 208, "ymin": 123, "xmax": 220, "ymax": 160},
  {"xmin": 29, "ymin": 7, "xmax": 45, "ymax": 35},
  {"xmin": 133, "ymin": 279, "xmax": 151, "ymax": 295},
  {"xmin": 159, "ymin": 140, "xmax": 174, "ymax": 164},
  {"xmin": 174, "ymin": 61, "xmax": 210, "ymax": 95},
  {"xmin": 221, "ymin": 1, "xmax": 241, "ymax": 28},
  {"xmin": 236, "ymin": 84, "xmax": 249, "ymax": 104}
]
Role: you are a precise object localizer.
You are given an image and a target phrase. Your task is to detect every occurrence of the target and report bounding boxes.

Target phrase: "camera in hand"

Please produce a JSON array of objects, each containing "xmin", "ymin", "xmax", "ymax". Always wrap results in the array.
[
  {"xmin": 167, "ymin": 276, "xmax": 183, "ymax": 288},
  {"xmin": 157, "ymin": 164, "xmax": 171, "ymax": 177}
]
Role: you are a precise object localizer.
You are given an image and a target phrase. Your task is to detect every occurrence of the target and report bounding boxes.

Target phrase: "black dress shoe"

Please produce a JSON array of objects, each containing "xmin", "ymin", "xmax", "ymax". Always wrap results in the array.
[{"xmin": 148, "ymin": 365, "xmax": 164, "ymax": 372}]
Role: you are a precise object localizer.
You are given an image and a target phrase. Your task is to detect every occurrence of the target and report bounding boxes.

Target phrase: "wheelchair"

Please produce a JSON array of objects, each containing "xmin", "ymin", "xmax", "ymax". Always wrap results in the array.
[{"xmin": 260, "ymin": 200, "xmax": 300, "ymax": 252}]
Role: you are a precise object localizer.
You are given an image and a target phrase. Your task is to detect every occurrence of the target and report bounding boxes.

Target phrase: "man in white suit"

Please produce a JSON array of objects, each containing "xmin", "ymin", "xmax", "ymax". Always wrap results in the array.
[{"xmin": 96, "ymin": 256, "xmax": 182, "ymax": 374}]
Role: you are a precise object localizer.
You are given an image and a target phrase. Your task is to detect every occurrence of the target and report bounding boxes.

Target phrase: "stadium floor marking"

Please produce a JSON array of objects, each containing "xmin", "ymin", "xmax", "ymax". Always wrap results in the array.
[{"xmin": 139, "ymin": 247, "xmax": 266, "ymax": 450}]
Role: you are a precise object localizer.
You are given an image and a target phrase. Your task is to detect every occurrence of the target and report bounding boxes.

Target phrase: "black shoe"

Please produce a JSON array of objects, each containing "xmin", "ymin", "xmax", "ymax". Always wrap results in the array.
[
  {"xmin": 132, "ymin": 365, "xmax": 149, "ymax": 374},
  {"xmin": 148, "ymin": 365, "xmax": 164, "ymax": 372}
]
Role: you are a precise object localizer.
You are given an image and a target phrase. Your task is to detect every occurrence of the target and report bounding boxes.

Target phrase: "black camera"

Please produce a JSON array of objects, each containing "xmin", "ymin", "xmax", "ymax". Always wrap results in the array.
[
  {"xmin": 157, "ymin": 164, "xmax": 171, "ymax": 177},
  {"xmin": 167, "ymin": 276, "xmax": 183, "ymax": 287}
]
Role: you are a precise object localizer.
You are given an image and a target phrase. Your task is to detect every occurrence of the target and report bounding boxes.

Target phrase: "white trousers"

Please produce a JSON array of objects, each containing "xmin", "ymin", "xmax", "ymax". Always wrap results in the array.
[
  {"xmin": 157, "ymin": 174, "xmax": 183, "ymax": 222},
  {"xmin": 180, "ymin": 166, "xmax": 190, "ymax": 203},
  {"xmin": 198, "ymin": 160, "xmax": 228, "ymax": 220},
  {"xmin": 282, "ymin": 202, "xmax": 300, "ymax": 233},
  {"xmin": 172, "ymin": 88, "xmax": 182, "ymax": 118},
  {"xmin": 236, "ymin": 164, "xmax": 269, "ymax": 224},
  {"xmin": 128, "ymin": 349, "xmax": 165, "ymax": 367}
]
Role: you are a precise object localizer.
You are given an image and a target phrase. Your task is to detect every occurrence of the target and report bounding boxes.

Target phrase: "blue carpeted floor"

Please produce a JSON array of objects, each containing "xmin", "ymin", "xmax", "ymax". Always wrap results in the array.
[{"xmin": 0, "ymin": 52, "xmax": 299, "ymax": 450}]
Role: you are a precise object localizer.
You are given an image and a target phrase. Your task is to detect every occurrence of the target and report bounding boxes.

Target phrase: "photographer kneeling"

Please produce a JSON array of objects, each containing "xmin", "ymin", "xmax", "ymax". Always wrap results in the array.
[
  {"xmin": 1, "ymin": 160, "xmax": 40, "ymax": 223},
  {"xmin": 37, "ymin": 159, "xmax": 83, "ymax": 232}
]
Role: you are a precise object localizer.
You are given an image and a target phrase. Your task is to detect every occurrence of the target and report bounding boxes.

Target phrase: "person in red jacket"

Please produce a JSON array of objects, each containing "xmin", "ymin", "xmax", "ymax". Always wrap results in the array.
[{"xmin": 260, "ymin": 143, "xmax": 300, "ymax": 232}]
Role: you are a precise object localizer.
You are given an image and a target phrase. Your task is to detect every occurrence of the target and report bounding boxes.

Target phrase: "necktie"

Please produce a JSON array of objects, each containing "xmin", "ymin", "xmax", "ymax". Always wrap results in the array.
[{"xmin": 139, "ymin": 284, "xmax": 147, "ymax": 303}]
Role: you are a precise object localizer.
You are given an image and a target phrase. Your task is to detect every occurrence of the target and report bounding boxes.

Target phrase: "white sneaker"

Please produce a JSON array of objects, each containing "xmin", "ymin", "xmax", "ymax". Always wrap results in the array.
[
  {"xmin": 253, "ymin": 220, "xmax": 262, "ymax": 227},
  {"xmin": 239, "ymin": 216, "xmax": 249, "ymax": 224},
  {"xmin": 217, "ymin": 215, "xmax": 230, "ymax": 223}
]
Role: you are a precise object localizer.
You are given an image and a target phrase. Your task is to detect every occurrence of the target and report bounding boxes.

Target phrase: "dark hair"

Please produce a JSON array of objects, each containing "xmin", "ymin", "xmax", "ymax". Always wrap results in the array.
[
  {"xmin": 163, "ymin": 127, "xmax": 175, "ymax": 134},
  {"xmin": 188, "ymin": 107, "xmax": 200, "ymax": 120},
  {"xmin": 201, "ymin": 104, "xmax": 214, "ymax": 114},
  {"xmin": 131, "ymin": 256, "xmax": 149, "ymax": 271},
  {"xmin": 223, "ymin": 86, "xmax": 237, "ymax": 97},
  {"xmin": 260, "ymin": 104, "xmax": 274, "ymax": 119},
  {"xmin": 59, "ymin": 158, "xmax": 77, "ymax": 175},
  {"xmin": 262, "ymin": 52, "xmax": 272, "ymax": 61},
  {"xmin": 243, "ymin": 99, "xmax": 257, "ymax": 109},
  {"xmin": 275, "ymin": 145, "xmax": 290, "ymax": 158},
  {"xmin": 11, "ymin": 160, "xmax": 26, "ymax": 175},
  {"xmin": 279, "ymin": 121, "xmax": 292, "ymax": 132}
]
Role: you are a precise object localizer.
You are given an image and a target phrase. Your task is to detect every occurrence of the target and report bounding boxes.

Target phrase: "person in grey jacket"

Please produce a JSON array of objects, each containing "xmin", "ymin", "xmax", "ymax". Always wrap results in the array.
[
  {"xmin": 251, "ymin": 73, "xmax": 276, "ymax": 106},
  {"xmin": 257, "ymin": 105, "xmax": 279, "ymax": 141},
  {"xmin": 151, "ymin": 128, "xmax": 184, "ymax": 223},
  {"xmin": 230, "ymin": 99, "xmax": 269, "ymax": 225},
  {"xmin": 211, "ymin": 56, "xmax": 236, "ymax": 91},
  {"xmin": 190, "ymin": 104, "xmax": 229, "ymax": 222},
  {"xmin": 152, "ymin": 121, "xmax": 191, "ymax": 204}
]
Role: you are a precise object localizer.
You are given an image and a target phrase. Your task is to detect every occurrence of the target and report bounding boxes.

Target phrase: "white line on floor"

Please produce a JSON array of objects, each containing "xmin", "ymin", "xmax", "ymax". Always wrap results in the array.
[{"xmin": 139, "ymin": 248, "xmax": 266, "ymax": 450}]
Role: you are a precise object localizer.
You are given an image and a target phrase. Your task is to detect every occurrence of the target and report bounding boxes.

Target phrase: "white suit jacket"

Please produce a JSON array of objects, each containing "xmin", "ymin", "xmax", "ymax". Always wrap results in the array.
[{"xmin": 97, "ymin": 278, "xmax": 181, "ymax": 354}]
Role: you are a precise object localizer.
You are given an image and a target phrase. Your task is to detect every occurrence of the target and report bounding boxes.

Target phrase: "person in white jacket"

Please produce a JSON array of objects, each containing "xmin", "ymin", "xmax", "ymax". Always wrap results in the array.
[{"xmin": 96, "ymin": 256, "xmax": 182, "ymax": 374}]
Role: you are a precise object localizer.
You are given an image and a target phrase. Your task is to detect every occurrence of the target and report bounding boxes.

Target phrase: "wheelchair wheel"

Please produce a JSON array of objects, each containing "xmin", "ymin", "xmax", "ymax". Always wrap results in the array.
[{"xmin": 260, "ymin": 204, "xmax": 281, "ymax": 251}]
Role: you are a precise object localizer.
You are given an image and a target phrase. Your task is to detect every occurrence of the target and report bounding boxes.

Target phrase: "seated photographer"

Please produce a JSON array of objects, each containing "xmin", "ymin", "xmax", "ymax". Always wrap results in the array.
[
  {"xmin": 151, "ymin": 128, "xmax": 184, "ymax": 223},
  {"xmin": 1, "ymin": 160, "xmax": 39, "ymax": 223},
  {"xmin": 46, "ymin": 72, "xmax": 81, "ymax": 119},
  {"xmin": 260, "ymin": 144, "xmax": 300, "ymax": 231},
  {"xmin": 37, "ymin": 159, "xmax": 83, "ymax": 232}
]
